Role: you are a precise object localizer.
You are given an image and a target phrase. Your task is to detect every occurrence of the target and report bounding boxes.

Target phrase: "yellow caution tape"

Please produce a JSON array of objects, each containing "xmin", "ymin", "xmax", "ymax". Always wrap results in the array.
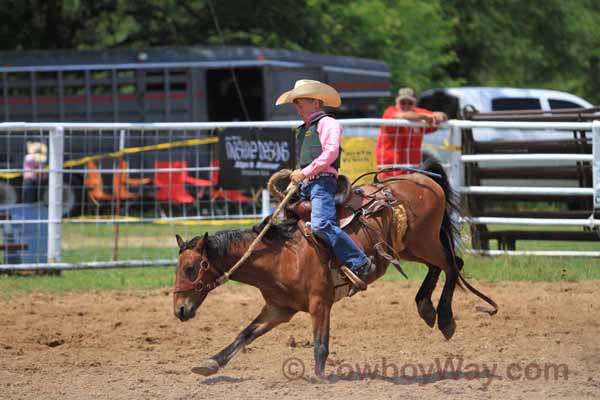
[
  {"xmin": 1, "ymin": 134, "xmax": 460, "ymax": 180},
  {"xmin": 423, "ymin": 139, "xmax": 461, "ymax": 152},
  {"xmin": 64, "ymin": 215, "xmax": 259, "ymax": 226},
  {"xmin": 65, "ymin": 215, "xmax": 141, "ymax": 222},
  {"xmin": 153, "ymin": 218, "xmax": 260, "ymax": 226},
  {"xmin": 0, "ymin": 172, "xmax": 22, "ymax": 179},
  {"xmin": 63, "ymin": 136, "xmax": 219, "ymax": 168},
  {"xmin": 0, "ymin": 136, "xmax": 219, "ymax": 180}
]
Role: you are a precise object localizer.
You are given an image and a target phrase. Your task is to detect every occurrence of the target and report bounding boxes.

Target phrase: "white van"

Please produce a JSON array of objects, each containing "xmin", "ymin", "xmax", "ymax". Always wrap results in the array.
[{"xmin": 418, "ymin": 87, "xmax": 594, "ymax": 164}]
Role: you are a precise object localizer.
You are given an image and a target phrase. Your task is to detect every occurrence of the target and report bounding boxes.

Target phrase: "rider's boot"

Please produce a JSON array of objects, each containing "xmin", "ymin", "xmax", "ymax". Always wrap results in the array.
[{"xmin": 342, "ymin": 258, "xmax": 376, "ymax": 297}]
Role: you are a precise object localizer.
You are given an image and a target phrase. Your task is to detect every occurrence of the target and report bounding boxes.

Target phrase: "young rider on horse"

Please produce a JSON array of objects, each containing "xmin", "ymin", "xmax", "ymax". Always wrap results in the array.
[{"xmin": 276, "ymin": 79, "xmax": 375, "ymax": 296}]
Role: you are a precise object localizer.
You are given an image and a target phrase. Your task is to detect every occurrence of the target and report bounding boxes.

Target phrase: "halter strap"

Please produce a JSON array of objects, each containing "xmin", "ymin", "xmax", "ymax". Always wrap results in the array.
[{"xmin": 173, "ymin": 257, "xmax": 224, "ymax": 294}]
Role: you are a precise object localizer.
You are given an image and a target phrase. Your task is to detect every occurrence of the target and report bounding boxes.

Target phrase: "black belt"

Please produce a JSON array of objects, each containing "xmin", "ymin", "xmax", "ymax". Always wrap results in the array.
[{"xmin": 307, "ymin": 172, "xmax": 335, "ymax": 181}]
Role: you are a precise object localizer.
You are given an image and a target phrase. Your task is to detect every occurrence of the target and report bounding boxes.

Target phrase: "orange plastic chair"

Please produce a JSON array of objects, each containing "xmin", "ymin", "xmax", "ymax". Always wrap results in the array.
[
  {"xmin": 113, "ymin": 159, "xmax": 151, "ymax": 200},
  {"xmin": 209, "ymin": 160, "xmax": 253, "ymax": 203},
  {"xmin": 154, "ymin": 160, "xmax": 212, "ymax": 204},
  {"xmin": 85, "ymin": 160, "xmax": 151, "ymax": 202},
  {"xmin": 85, "ymin": 161, "xmax": 112, "ymax": 202}
]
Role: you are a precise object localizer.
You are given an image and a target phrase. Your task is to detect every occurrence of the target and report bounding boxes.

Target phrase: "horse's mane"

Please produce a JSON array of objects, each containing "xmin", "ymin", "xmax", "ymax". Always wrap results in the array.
[
  {"xmin": 252, "ymin": 215, "xmax": 299, "ymax": 240},
  {"xmin": 206, "ymin": 215, "xmax": 299, "ymax": 257}
]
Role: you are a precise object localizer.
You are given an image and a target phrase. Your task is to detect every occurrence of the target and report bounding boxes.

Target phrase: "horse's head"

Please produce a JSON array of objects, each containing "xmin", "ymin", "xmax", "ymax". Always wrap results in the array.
[{"xmin": 173, "ymin": 233, "xmax": 221, "ymax": 321}]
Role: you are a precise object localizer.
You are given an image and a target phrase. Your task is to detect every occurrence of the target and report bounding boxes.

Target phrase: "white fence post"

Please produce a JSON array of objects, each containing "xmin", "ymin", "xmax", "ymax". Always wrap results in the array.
[
  {"xmin": 449, "ymin": 123, "xmax": 464, "ymax": 190},
  {"xmin": 47, "ymin": 125, "xmax": 64, "ymax": 263},
  {"xmin": 593, "ymin": 120, "xmax": 600, "ymax": 210},
  {"xmin": 261, "ymin": 189, "xmax": 270, "ymax": 218},
  {"xmin": 448, "ymin": 123, "xmax": 464, "ymax": 231}
]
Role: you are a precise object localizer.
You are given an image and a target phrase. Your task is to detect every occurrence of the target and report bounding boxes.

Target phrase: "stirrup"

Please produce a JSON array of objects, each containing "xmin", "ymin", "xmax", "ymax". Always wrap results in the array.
[{"xmin": 340, "ymin": 266, "xmax": 367, "ymax": 291}]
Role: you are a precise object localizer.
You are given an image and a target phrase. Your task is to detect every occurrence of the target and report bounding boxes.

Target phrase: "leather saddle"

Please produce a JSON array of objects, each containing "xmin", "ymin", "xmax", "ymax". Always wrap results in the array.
[
  {"xmin": 267, "ymin": 170, "xmax": 397, "ymax": 229},
  {"xmin": 268, "ymin": 170, "xmax": 408, "ymax": 301},
  {"xmin": 287, "ymin": 184, "xmax": 392, "ymax": 229}
]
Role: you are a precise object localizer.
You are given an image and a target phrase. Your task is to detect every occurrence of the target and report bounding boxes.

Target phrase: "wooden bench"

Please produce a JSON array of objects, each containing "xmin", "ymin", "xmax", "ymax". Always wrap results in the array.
[
  {"xmin": 1, "ymin": 243, "xmax": 28, "ymax": 252},
  {"xmin": 0, "ymin": 212, "xmax": 29, "ymax": 265},
  {"xmin": 474, "ymin": 229, "xmax": 599, "ymax": 250}
]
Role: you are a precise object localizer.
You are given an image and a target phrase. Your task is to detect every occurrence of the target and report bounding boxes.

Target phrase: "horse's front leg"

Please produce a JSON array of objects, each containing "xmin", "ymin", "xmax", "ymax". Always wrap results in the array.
[
  {"xmin": 309, "ymin": 296, "xmax": 332, "ymax": 378},
  {"xmin": 193, "ymin": 304, "xmax": 296, "ymax": 376}
]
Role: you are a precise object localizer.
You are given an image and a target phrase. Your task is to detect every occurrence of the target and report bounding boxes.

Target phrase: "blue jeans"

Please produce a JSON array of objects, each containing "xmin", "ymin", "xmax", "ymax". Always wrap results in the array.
[{"xmin": 299, "ymin": 174, "xmax": 368, "ymax": 271}]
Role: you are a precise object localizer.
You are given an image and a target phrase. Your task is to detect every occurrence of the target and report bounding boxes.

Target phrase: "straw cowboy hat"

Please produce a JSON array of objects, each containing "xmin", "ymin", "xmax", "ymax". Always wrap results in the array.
[
  {"xmin": 275, "ymin": 79, "xmax": 341, "ymax": 108},
  {"xmin": 26, "ymin": 141, "xmax": 48, "ymax": 163},
  {"xmin": 396, "ymin": 87, "xmax": 416, "ymax": 103}
]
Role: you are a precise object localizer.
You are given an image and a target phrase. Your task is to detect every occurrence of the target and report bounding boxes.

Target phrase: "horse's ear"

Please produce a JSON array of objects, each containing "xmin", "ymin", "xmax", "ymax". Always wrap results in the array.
[
  {"xmin": 198, "ymin": 232, "xmax": 209, "ymax": 254},
  {"xmin": 175, "ymin": 234, "xmax": 185, "ymax": 249}
]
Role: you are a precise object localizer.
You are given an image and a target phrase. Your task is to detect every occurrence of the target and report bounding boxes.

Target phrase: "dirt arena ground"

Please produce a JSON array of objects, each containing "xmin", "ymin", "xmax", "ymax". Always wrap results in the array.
[{"xmin": 1, "ymin": 280, "xmax": 600, "ymax": 400}]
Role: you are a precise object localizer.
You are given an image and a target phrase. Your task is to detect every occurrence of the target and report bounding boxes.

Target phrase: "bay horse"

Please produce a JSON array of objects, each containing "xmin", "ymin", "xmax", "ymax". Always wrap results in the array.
[{"xmin": 173, "ymin": 159, "xmax": 497, "ymax": 377}]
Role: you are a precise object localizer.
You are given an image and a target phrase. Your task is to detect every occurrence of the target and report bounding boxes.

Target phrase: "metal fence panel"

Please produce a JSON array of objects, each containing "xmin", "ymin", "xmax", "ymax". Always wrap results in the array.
[{"xmin": 0, "ymin": 119, "xmax": 598, "ymax": 270}]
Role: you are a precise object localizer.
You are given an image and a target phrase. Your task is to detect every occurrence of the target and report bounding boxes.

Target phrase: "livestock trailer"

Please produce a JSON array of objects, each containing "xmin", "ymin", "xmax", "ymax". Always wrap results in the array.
[{"xmin": 0, "ymin": 46, "xmax": 391, "ymax": 214}]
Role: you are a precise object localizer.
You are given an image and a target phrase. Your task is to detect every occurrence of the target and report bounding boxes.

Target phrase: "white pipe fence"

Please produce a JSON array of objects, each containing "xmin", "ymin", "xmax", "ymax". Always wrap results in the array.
[
  {"xmin": 0, "ymin": 119, "xmax": 598, "ymax": 270},
  {"xmin": 461, "ymin": 187, "xmax": 594, "ymax": 196},
  {"xmin": 467, "ymin": 250, "xmax": 600, "ymax": 257},
  {"xmin": 462, "ymin": 216, "xmax": 600, "ymax": 227},
  {"xmin": 461, "ymin": 154, "xmax": 594, "ymax": 162}
]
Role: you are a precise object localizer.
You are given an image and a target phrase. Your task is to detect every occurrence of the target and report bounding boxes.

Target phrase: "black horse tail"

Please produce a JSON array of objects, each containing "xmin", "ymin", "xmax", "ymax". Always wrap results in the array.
[
  {"xmin": 421, "ymin": 157, "xmax": 498, "ymax": 315},
  {"xmin": 420, "ymin": 158, "xmax": 461, "ymax": 256}
]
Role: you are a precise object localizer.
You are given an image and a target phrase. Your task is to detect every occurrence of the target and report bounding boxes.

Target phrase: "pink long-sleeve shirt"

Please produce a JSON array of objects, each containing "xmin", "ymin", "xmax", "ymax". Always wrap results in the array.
[
  {"xmin": 23, "ymin": 154, "xmax": 45, "ymax": 181},
  {"xmin": 300, "ymin": 111, "xmax": 341, "ymax": 178}
]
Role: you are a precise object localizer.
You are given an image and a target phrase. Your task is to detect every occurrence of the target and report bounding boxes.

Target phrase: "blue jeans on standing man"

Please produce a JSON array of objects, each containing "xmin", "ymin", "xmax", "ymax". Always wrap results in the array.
[{"xmin": 299, "ymin": 174, "xmax": 368, "ymax": 271}]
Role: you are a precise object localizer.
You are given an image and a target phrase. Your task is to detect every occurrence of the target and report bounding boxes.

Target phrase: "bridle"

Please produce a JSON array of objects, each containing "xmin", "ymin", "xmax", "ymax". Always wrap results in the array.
[{"xmin": 174, "ymin": 255, "xmax": 224, "ymax": 294}]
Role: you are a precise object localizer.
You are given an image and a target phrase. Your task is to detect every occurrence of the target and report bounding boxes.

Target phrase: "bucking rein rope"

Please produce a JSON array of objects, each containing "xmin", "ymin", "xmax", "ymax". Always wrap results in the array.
[{"xmin": 215, "ymin": 182, "xmax": 299, "ymax": 285}]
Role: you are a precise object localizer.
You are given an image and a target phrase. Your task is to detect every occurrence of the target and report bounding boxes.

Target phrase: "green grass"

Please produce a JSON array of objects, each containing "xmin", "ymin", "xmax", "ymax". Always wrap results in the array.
[
  {"xmin": 0, "ymin": 266, "xmax": 175, "ymax": 297},
  {"xmin": 1, "ymin": 221, "xmax": 599, "ymax": 298},
  {"xmin": 382, "ymin": 254, "xmax": 600, "ymax": 283},
  {"xmin": 61, "ymin": 221, "xmax": 252, "ymax": 262}
]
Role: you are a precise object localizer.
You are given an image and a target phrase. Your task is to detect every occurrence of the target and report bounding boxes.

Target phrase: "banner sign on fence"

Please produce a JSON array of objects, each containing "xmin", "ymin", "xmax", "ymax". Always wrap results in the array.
[
  {"xmin": 218, "ymin": 129, "xmax": 295, "ymax": 190},
  {"xmin": 339, "ymin": 137, "xmax": 377, "ymax": 185}
]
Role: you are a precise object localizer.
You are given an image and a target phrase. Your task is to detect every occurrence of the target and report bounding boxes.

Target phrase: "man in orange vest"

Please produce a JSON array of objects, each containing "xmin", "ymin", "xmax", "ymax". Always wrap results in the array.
[{"xmin": 376, "ymin": 87, "xmax": 447, "ymax": 178}]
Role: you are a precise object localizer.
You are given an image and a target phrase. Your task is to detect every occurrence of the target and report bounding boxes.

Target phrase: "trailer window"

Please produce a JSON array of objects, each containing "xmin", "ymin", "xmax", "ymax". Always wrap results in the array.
[
  {"xmin": 549, "ymin": 99, "xmax": 583, "ymax": 110},
  {"xmin": 491, "ymin": 97, "xmax": 541, "ymax": 111},
  {"xmin": 207, "ymin": 68, "xmax": 264, "ymax": 121}
]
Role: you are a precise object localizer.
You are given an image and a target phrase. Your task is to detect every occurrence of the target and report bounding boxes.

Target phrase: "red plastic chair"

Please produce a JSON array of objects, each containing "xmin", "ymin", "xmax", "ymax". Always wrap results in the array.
[
  {"xmin": 154, "ymin": 160, "xmax": 212, "ymax": 204},
  {"xmin": 210, "ymin": 160, "xmax": 253, "ymax": 202}
]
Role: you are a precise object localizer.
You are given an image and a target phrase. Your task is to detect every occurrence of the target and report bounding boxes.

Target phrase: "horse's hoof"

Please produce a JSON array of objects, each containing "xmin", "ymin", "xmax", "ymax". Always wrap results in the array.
[
  {"xmin": 310, "ymin": 376, "xmax": 329, "ymax": 384},
  {"xmin": 191, "ymin": 359, "xmax": 220, "ymax": 376},
  {"xmin": 416, "ymin": 299, "xmax": 436, "ymax": 328},
  {"xmin": 439, "ymin": 319, "xmax": 456, "ymax": 340}
]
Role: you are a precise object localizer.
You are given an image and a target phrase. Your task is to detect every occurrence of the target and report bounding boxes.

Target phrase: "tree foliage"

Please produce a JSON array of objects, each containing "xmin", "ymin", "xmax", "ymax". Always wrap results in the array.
[
  {"xmin": 442, "ymin": 0, "xmax": 600, "ymax": 103},
  {"xmin": 0, "ymin": 0, "xmax": 598, "ymax": 104}
]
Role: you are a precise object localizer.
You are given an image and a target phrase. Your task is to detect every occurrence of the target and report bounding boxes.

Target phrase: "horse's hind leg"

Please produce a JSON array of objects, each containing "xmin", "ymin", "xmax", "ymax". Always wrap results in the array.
[
  {"xmin": 415, "ymin": 241, "xmax": 458, "ymax": 340},
  {"xmin": 415, "ymin": 265, "xmax": 441, "ymax": 328},
  {"xmin": 437, "ymin": 267, "xmax": 458, "ymax": 340},
  {"xmin": 192, "ymin": 304, "xmax": 296, "ymax": 376}
]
